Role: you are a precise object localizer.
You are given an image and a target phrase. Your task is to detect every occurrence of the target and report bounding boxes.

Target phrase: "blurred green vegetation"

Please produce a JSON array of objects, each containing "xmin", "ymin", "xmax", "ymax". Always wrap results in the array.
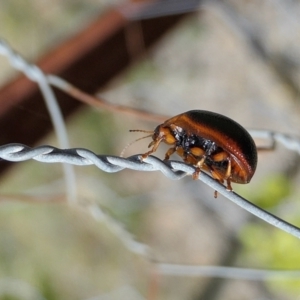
[
  {"xmin": 239, "ymin": 174, "xmax": 300, "ymax": 296},
  {"xmin": 244, "ymin": 174, "xmax": 291, "ymax": 209}
]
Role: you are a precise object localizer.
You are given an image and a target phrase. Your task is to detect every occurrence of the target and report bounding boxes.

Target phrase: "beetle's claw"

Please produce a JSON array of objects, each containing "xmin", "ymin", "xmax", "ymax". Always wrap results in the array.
[
  {"xmin": 226, "ymin": 180, "xmax": 233, "ymax": 191},
  {"xmin": 192, "ymin": 168, "xmax": 201, "ymax": 180},
  {"xmin": 141, "ymin": 152, "xmax": 150, "ymax": 160}
]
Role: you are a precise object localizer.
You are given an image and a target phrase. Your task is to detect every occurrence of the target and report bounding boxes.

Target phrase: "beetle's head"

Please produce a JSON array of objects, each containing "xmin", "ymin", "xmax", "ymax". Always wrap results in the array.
[{"xmin": 152, "ymin": 125, "xmax": 176, "ymax": 145}]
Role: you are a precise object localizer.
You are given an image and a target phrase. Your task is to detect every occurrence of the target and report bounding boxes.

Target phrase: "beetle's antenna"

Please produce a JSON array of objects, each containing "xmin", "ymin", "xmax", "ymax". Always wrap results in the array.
[
  {"xmin": 120, "ymin": 130, "xmax": 154, "ymax": 157},
  {"xmin": 129, "ymin": 129, "xmax": 154, "ymax": 133}
]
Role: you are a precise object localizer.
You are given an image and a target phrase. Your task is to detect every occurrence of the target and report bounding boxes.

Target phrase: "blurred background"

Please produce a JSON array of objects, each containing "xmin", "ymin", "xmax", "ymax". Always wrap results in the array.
[{"xmin": 1, "ymin": 0, "xmax": 300, "ymax": 299}]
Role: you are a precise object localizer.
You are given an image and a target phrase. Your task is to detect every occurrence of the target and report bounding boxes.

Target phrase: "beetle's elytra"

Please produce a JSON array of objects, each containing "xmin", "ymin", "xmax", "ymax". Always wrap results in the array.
[{"xmin": 130, "ymin": 110, "xmax": 257, "ymax": 193}]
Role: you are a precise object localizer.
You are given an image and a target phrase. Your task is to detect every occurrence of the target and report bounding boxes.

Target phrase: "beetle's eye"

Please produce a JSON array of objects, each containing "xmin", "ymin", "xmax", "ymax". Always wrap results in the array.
[{"xmin": 153, "ymin": 126, "xmax": 160, "ymax": 139}]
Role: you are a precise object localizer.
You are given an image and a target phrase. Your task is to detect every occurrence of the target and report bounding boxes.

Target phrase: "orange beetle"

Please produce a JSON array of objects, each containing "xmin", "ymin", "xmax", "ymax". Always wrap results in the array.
[{"xmin": 130, "ymin": 110, "xmax": 257, "ymax": 193}]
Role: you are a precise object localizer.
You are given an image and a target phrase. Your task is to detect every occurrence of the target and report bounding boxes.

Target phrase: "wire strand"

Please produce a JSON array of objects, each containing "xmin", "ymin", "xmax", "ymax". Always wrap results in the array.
[
  {"xmin": 1, "ymin": 142, "xmax": 300, "ymax": 239},
  {"xmin": 156, "ymin": 263, "xmax": 300, "ymax": 280},
  {"xmin": 0, "ymin": 39, "xmax": 76, "ymax": 204}
]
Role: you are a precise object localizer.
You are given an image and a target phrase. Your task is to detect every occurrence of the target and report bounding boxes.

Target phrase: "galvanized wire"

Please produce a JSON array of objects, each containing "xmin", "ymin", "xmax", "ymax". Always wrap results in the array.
[
  {"xmin": 0, "ymin": 143, "xmax": 188, "ymax": 177},
  {"xmin": 156, "ymin": 263, "xmax": 300, "ymax": 280},
  {"xmin": 0, "ymin": 38, "xmax": 76, "ymax": 204},
  {"xmin": 1, "ymin": 139, "xmax": 300, "ymax": 240}
]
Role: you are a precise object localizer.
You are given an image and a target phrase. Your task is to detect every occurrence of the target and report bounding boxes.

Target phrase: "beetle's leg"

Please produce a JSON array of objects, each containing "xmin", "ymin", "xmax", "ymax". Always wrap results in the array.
[
  {"xmin": 223, "ymin": 158, "xmax": 233, "ymax": 191},
  {"xmin": 142, "ymin": 137, "xmax": 163, "ymax": 159},
  {"xmin": 164, "ymin": 147, "xmax": 176, "ymax": 160},
  {"xmin": 224, "ymin": 158, "xmax": 232, "ymax": 179},
  {"xmin": 209, "ymin": 169, "xmax": 224, "ymax": 184},
  {"xmin": 190, "ymin": 147, "xmax": 205, "ymax": 158},
  {"xmin": 211, "ymin": 151, "xmax": 229, "ymax": 163},
  {"xmin": 226, "ymin": 179, "xmax": 232, "ymax": 191},
  {"xmin": 210, "ymin": 152, "xmax": 233, "ymax": 191},
  {"xmin": 209, "ymin": 161, "xmax": 233, "ymax": 192},
  {"xmin": 192, "ymin": 156, "xmax": 206, "ymax": 180},
  {"xmin": 182, "ymin": 153, "xmax": 198, "ymax": 165},
  {"xmin": 192, "ymin": 169, "xmax": 200, "ymax": 180},
  {"xmin": 205, "ymin": 168, "xmax": 224, "ymax": 198}
]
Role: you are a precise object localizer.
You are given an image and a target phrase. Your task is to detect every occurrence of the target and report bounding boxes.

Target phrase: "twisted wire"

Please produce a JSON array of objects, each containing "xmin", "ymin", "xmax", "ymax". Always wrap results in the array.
[
  {"xmin": 1, "ymin": 140, "xmax": 300, "ymax": 240},
  {"xmin": 1, "ymin": 129, "xmax": 299, "ymax": 172},
  {"xmin": 0, "ymin": 143, "xmax": 189, "ymax": 178}
]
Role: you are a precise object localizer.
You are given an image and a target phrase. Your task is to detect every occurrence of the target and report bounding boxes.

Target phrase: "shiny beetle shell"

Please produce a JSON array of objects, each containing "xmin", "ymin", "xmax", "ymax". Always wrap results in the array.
[{"xmin": 141, "ymin": 110, "xmax": 257, "ymax": 191}]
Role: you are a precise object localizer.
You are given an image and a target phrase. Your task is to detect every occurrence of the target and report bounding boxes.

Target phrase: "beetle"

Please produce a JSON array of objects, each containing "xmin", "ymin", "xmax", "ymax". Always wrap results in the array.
[{"xmin": 129, "ymin": 110, "xmax": 257, "ymax": 195}]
